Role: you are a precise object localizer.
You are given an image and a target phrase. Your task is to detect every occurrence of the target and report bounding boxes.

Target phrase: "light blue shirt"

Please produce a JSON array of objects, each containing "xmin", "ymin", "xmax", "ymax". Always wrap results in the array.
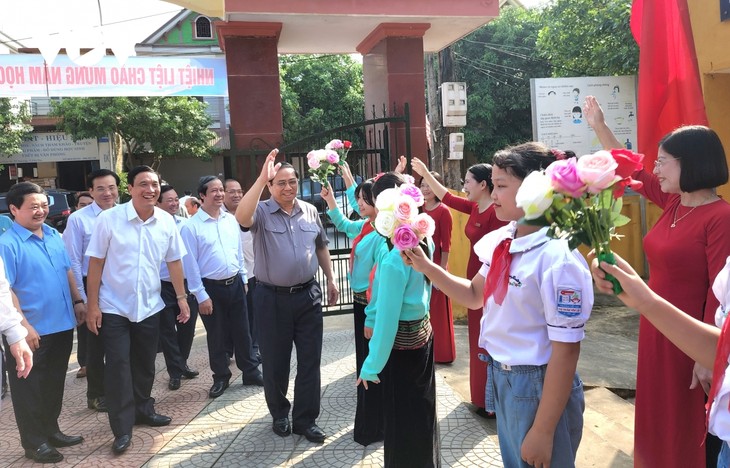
[
  {"xmin": 62, "ymin": 201, "xmax": 104, "ymax": 301},
  {"xmin": 0, "ymin": 223, "xmax": 75, "ymax": 336},
  {"xmin": 180, "ymin": 208, "xmax": 247, "ymax": 304},
  {"xmin": 326, "ymin": 207, "xmax": 383, "ymax": 293},
  {"xmin": 360, "ymin": 240, "xmax": 433, "ymax": 381}
]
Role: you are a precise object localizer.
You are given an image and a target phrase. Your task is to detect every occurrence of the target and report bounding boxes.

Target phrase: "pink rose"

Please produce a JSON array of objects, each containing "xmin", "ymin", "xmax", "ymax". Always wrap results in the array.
[
  {"xmin": 306, "ymin": 151, "xmax": 321, "ymax": 169},
  {"xmin": 399, "ymin": 183, "xmax": 424, "ymax": 207},
  {"xmin": 576, "ymin": 151, "xmax": 618, "ymax": 194},
  {"xmin": 325, "ymin": 150, "xmax": 339, "ymax": 164},
  {"xmin": 412, "ymin": 213, "xmax": 435, "ymax": 238},
  {"xmin": 394, "ymin": 196, "xmax": 417, "ymax": 222},
  {"xmin": 545, "ymin": 158, "xmax": 585, "ymax": 198},
  {"xmin": 325, "ymin": 139, "xmax": 344, "ymax": 150},
  {"xmin": 392, "ymin": 225, "xmax": 420, "ymax": 250}
]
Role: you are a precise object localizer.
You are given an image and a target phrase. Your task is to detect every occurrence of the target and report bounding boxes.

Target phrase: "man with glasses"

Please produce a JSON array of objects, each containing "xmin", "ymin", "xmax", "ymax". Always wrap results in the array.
[
  {"xmin": 180, "ymin": 176, "xmax": 262, "ymax": 399},
  {"xmin": 236, "ymin": 150, "xmax": 339, "ymax": 443},
  {"xmin": 63, "ymin": 169, "xmax": 120, "ymax": 412}
]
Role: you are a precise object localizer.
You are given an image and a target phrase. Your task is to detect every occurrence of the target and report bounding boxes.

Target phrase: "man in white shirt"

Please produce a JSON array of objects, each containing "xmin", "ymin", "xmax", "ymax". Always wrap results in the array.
[
  {"xmin": 63, "ymin": 169, "xmax": 119, "ymax": 412},
  {"xmin": 222, "ymin": 178, "xmax": 260, "ymax": 362},
  {"xmin": 180, "ymin": 176, "xmax": 262, "ymax": 399},
  {"xmin": 85, "ymin": 166, "xmax": 190, "ymax": 455}
]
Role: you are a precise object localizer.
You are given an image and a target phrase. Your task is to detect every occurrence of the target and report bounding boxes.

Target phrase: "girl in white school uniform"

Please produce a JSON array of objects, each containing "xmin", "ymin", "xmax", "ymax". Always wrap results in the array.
[
  {"xmin": 404, "ymin": 142, "xmax": 593, "ymax": 468},
  {"xmin": 594, "ymin": 253, "xmax": 730, "ymax": 468}
]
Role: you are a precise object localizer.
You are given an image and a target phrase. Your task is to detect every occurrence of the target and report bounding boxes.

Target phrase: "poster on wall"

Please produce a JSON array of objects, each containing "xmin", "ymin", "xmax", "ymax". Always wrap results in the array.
[{"xmin": 530, "ymin": 76, "xmax": 637, "ymax": 156}]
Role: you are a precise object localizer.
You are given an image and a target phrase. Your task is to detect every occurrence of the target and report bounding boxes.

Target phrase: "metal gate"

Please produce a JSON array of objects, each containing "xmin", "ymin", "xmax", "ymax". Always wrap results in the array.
[{"xmin": 230, "ymin": 103, "xmax": 412, "ymax": 315}]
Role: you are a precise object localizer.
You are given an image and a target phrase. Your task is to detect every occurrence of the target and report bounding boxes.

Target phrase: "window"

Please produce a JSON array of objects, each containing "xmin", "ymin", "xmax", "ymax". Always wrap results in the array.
[{"xmin": 195, "ymin": 17, "xmax": 212, "ymax": 39}]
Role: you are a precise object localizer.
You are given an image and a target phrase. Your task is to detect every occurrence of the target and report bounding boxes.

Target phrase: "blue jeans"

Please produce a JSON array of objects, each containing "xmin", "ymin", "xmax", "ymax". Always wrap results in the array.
[
  {"xmin": 487, "ymin": 356, "xmax": 584, "ymax": 468},
  {"xmin": 719, "ymin": 441, "xmax": 730, "ymax": 468}
]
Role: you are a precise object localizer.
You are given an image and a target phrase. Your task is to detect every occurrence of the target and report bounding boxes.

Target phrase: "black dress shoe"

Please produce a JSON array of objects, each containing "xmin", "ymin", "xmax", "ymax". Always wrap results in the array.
[
  {"xmin": 87, "ymin": 396, "xmax": 108, "ymax": 412},
  {"xmin": 168, "ymin": 377, "xmax": 181, "ymax": 390},
  {"xmin": 49, "ymin": 431, "xmax": 84, "ymax": 447},
  {"xmin": 272, "ymin": 417, "xmax": 291, "ymax": 437},
  {"xmin": 135, "ymin": 413, "xmax": 172, "ymax": 427},
  {"xmin": 209, "ymin": 380, "xmax": 229, "ymax": 398},
  {"xmin": 293, "ymin": 424, "xmax": 326, "ymax": 443},
  {"xmin": 24, "ymin": 443, "xmax": 64, "ymax": 463},
  {"xmin": 112, "ymin": 434, "xmax": 132, "ymax": 454},
  {"xmin": 242, "ymin": 372, "xmax": 264, "ymax": 386},
  {"xmin": 182, "ymin": 365, "xmax": 199, "ymax": 379}
]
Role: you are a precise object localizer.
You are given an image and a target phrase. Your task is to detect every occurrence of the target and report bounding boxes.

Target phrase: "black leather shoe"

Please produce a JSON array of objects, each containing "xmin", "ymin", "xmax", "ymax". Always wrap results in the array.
[
  {"xmin": 182, "ymin": 365, "xmax": 199, "ymax": 379},
  {"xmin": 209, "ymin": 380, "xmax": 229, "ymax": 398},
  {"xmin": 24, "ymin": 443, "xmax": 64, "ymax": 463},
  {"xmin": 112, "ymin": 434, "xmax": 131, "ymax": 454},
  {"xmin": 242, "ymin": 372, "xmax": 264, "ymax": 387},
  {"xmin": 135, "ymin": 413, "xmax": 172, "ymax": 427},
  {"xmin": 168, "ymin": 377, "xmax": 181, "ymax": 390},
  {"xmin": 272, "ymin": 417, "xmax": 291, "ymax": 437},
  {"xmin": 49, "ymin": 431, "xmax": 84, "ymax": 447},
  {"xmin": 87, "ymin": 396, "xmax": 108, "ymax": 412},
  {"xmin": 293, "ymin": 424, "xmax": 326, "ymax": 443}
]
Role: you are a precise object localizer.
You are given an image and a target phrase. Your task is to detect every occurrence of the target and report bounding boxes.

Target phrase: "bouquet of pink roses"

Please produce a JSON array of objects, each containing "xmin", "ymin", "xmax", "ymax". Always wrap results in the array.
[
  {"xmin": 374, "ymin": 182, "xmax": 435, "ymax": 251},
  {"xmin": 306, "ymin": 138, "xmax": 353, "ymax": 188},
  {"xmin": 515, "ymin": 148, "xmax": 645, "ymax": 293}
]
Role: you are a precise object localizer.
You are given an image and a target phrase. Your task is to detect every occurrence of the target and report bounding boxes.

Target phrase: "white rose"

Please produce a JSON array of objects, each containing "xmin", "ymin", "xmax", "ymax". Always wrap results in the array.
[
  {"xmin": 375, "ymin": 187, "xmax": 400, "ymax": 212},
  {"xmin": 515, "ymin": 170, "xmax": 554, "ymax": 220},
  {"xmin": 374, "ymin": 211, "xmax": 397, "ymax": 237}
]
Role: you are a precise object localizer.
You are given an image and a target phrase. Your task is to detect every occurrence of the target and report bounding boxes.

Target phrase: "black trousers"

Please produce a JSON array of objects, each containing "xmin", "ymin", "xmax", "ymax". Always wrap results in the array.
[
  {"xmin": 4, "ymin": 329, "xmax": 73, "ymax": 450},
  {"xmin": 382, "ymin": 337, "xmax": 440, "ymax": 468},
  {"xmin": 255, "ymin": 281, "xmax": 322, "ymax": 429},
  {"xmin": 76, "ymin": 324, "xmax": 87, "ymax": 366},
  {"xmin": 82, "ymin": 277, "xmax": 105, "ymax": 400},
  {"xmin": 200, "ymin": 275, "xmax": 258, "ymax": 382},
  {"xmin": 101, "ymin": 312, "xmax": 160, "ymax": 437},
  {"xmin": 353, "ymin": 300, "xmax": 384, "ymax": 445},
  {"xmin": 247, "ymin": 276, "xmax": 259, "ymax": 356},
  {"xmin": 159, "ymin": 281, "xmax": 199, "ymax": 379}
]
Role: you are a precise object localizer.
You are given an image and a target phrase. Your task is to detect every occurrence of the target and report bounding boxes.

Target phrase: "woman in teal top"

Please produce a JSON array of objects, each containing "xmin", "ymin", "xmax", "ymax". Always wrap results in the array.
[
  {"xmin": 356, "ymin": 172, "xmax": 439, "ymax": 468},
  {"xmin": 322, "ymin": 175, "xmax": 384, "ymax": 446}
]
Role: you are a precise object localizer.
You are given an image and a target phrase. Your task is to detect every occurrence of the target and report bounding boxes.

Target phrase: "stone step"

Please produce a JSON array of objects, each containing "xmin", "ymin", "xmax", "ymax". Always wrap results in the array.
[{"xmin": 577, "ymin": 387, "xmax": 635, "ymax": 467}]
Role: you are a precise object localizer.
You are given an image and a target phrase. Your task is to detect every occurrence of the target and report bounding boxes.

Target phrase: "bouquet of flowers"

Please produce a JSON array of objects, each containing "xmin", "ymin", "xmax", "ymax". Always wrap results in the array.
[
  {"xmin": 306, "ymin": 139, "xmax": 352, "ymax": 188},
  {"xmin": 515, "ymin": 148, "xmax": 645, "ymax": 293},
  {"xmin": 374, "ymin": 182, "xmax": 435, "ymax": 251}
]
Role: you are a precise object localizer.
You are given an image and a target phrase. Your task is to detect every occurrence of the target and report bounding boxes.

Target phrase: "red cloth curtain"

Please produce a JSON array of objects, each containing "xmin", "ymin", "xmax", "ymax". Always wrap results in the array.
[{"xmin": 630, "ymin": 0, "xmax": 708, "ymax": 167}]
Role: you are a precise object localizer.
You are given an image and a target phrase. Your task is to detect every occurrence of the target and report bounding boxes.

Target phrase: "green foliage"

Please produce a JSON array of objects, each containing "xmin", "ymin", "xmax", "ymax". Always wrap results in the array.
[
  {"xmin": 0, "ymin": 98, "xmax": 33, "ymax": 158},
  {"xmin": 280, "ymin": 55, "xmax": 364, "ymax": 145},
  {"xmin": 453, "ymin": 7, "xmax": 552, "ymax": 161},
  {"xmin": 536, "ymin": 0, "xmax": 638, "ymax": 77},
  {"xmin": 52, "ymin": 97, "xmax": 215, "ymax": 171}
]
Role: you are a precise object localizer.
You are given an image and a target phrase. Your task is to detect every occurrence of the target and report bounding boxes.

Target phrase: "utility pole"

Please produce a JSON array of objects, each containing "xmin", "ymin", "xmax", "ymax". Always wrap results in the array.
[{"xmin": 425, "ymin": 47, "xmax": 462, "ymax": 190}]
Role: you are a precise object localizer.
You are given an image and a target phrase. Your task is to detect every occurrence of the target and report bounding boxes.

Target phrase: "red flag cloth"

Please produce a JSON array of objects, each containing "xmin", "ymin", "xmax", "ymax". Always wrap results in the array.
[
  {"xmin": 483, "ymin": 238, "xmax": 512, "ymax": 306},
  {"xmin": 349, "ymin": 222, "xmax": 374, "ymax": 274},
  {"xmin": 630, "ymin": 0, "xmax": 708, "ymax": 168}
]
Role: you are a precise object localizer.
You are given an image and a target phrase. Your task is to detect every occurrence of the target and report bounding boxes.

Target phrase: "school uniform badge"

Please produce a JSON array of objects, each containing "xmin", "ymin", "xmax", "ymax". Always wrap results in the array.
[{"xmin": 556, "ymin": 288, "xmax": 582, "ymax": 317}]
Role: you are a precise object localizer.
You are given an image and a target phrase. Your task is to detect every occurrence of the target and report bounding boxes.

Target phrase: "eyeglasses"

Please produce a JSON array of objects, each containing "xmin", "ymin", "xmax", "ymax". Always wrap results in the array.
[
  {"xmin": 273, "ymin": 179, "xmax": 298, "ymax": 189},
  {"xmin": 225, "ymin": 190, "xmax": 244, "ymax": 195},
  {"xmin": 655, "ymin": 157, "xmax": 677, "ymax": 169}
]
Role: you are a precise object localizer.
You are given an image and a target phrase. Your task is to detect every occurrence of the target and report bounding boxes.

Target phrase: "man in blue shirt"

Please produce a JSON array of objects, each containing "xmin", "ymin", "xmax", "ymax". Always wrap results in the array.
[{"xmin": 0, "ymin": 182, "xmax": 86, "ymax": 464}]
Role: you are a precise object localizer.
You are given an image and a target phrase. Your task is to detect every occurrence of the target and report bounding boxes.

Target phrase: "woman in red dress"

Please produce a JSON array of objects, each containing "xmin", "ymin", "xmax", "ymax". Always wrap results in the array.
[
  {"xmin": 420, "ymin": 171, "xmax": 455, "ymax": 363},
  {"xmin": 587, "ymin": 96, "xmax": 730, "ymax": 467},
  {"xmin": 412, "ymin": 157, "xmax": 507, "ymax": 413}
]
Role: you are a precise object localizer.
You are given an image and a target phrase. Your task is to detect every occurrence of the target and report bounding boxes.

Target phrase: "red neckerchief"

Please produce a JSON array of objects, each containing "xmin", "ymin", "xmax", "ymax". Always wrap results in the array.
[
  {"xmin": 705, "ymin": 312, "xmax": 730, "ymax": 437},
  {"xmin": 349, "ymin": 222, "xmax": 374, "ymax": 274},
  {"xmin": 483, "ymin": 238, "xmax": 513, "ymax": 306},
  {"xmin": 366, "ymin": 266, "xmax": 376, "ymax": 303}
]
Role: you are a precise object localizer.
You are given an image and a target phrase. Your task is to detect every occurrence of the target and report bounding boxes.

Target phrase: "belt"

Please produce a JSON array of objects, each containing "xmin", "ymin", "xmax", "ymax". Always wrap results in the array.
[
  {"xmin": 258, "ymin": 278, "xmax": 316, "ymax": 294},
  {"xmin": 202, "ymin": 275, "xmax": 238, "ymax": 286}
]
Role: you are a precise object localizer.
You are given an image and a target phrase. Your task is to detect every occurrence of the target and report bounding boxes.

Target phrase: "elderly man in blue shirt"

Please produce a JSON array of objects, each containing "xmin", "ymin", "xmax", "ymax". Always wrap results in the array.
[{"xmin": 0, "ymin": 182, "xmax": 86, "ymax": 464}]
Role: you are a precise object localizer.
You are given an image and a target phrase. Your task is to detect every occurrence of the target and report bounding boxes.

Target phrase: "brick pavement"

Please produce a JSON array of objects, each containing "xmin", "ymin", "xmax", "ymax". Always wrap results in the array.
[{"xmin": 0, "ymin": 327, "xmax": 501, "ymax": 467}]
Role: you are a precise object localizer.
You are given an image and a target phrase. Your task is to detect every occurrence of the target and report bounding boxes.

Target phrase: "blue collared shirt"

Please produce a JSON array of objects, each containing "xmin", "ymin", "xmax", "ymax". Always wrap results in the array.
[{"xmin": 0, "ymin": 222, "xmax": 75, "ymax": 336}]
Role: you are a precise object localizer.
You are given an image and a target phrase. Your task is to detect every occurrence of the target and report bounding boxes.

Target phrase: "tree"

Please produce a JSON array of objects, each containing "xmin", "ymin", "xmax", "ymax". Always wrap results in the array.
[
  {"xmin": 453, "ymin": 6, "xmax": 552, "ymax": 161},
  {"xmin": 0, "ymin": 98, "xmax": 33, "ymax": 158},
  {"xmin": 52, "ymin": 97, "xmax": 216, "ymax": 171},
  {"xmin": 280, "ymin": 55, "xmax": 364, "ymax": 145},
  {"xmin": 536, "ymin": 0, "xmax": 638, "ymax": 77}
]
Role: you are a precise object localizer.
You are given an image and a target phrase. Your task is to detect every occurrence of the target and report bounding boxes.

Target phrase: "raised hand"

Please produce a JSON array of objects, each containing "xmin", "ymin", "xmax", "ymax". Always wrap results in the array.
[{"xmin": 410, "ymin": 157, "xmax": 429, "ymax": 177}]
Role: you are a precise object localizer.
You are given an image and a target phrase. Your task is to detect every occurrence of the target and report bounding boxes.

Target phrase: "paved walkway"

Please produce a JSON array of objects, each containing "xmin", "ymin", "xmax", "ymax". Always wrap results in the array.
[{"xmin": 0, "ymin": 322, "xmax": 503, "ymax": 467}]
